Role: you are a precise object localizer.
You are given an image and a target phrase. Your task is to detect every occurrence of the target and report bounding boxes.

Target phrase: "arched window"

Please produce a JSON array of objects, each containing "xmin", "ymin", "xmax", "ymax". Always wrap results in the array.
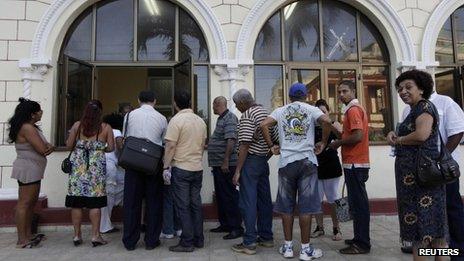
[
  {"xmin": 57, "ymin": 0, "xmax": 209, "ymax": 145},
  {"xmin": 435, "ymin": 6, "xmax": 464, "ymax": 107},
  {"xmin": 253, "ymin": 0, "xmax": 391, "ymax": 142}
]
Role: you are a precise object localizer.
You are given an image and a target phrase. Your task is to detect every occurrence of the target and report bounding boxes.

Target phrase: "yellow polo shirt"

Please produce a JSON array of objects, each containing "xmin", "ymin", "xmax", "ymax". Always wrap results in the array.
[{"xmin": 165, "ymin": 109, "xmax": 207, "ymax": 171}]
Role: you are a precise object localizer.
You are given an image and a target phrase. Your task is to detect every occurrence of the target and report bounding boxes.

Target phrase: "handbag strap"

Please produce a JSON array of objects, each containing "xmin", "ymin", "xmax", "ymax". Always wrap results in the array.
[
  {"xmin": 341, "ymin": 182, "xmax": 346, "ymax": 197},
  {"xmin": 68, "ymin": 124, "xmax": 81, "ymax": 157},
  {"xmin": 417, "ymin": 100, "xmax": 450, "ymax": 160},
  {"xmin": 123, "ymin": 111, "xmax": 131, "ymax": 138}
]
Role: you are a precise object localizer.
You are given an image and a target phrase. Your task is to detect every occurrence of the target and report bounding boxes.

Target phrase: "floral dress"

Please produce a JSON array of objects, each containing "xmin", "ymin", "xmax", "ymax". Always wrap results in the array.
[
  {"xmin": 65, "ymin": 139, "xmax": 107, "ymax": 209},
  {"xmin": 395, "ymin": 100, "xmax": 448, "ymax": 248}
]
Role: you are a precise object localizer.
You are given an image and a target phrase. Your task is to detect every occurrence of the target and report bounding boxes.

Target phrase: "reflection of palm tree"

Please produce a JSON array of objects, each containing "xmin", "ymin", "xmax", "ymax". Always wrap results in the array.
[
  {"xmin": 137, "ymin": 9, "xmax": 208, "ymax": 61},
  {"xmin": 285, "ymin": 1, "xmax": 320, "ymax": 60}
]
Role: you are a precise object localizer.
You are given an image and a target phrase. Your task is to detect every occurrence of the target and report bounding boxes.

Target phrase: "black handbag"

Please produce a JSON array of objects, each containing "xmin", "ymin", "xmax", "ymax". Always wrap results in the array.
[
  {"xmin": 118, "ymin": 111, "xmax": 164, "ymax": 174},
  {"xmin": 61, "ymin": 125, "xmax": 81, "ymax": 174},
  {"xmin": 416, "ymin": 101, "xmax": 460, "ymax": 187}
]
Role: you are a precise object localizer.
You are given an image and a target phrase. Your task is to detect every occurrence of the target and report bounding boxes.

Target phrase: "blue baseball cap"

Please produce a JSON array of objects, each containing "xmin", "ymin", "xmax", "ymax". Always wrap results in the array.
[{"xmin": 289, "ymin": 83, "xmax": 308, "ymax": 98}]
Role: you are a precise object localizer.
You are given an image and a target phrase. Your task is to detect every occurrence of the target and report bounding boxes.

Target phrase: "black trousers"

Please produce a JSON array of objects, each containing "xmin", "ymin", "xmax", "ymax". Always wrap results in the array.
[
  {"xmin": 212, "ymin": 166, "xmax": 242, "ymax": 232},
  {"xmin": 122, "ymin": 169, "xmax": 163, "ymax": 249},
  {"xmin": 171, "ymin": 167, "xmax": 204, "ymax": 247},
  {"xmin": 447, "ymin": 179, "xmax": 464, "ymax": 260}
]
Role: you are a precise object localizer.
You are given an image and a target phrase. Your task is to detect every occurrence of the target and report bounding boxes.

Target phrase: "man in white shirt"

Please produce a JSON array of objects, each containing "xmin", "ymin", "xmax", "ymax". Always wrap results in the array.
[
  {"xmin": 122, "ymin": 90, "xmax": 168, "ymax": 251},
  {"xmin": 401, "ymin": 92, "xmax": 464, "ymax": 257}
]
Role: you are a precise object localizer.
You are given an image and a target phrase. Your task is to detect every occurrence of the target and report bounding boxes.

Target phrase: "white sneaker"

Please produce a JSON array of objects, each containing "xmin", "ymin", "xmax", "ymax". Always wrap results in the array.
[
  {"xmin": 159, "ymin": 232, "xmax": 174, "ymax": 239},
  {"xmin": 279, "ymin": 244, "xmax": 294, "ymax": 258},
  {"xmin": 299, "ymin": 246, "xmax": 323, "ymax": 260},
  {"xmin": 175, "ymin": 230, "xmax": 182, "ymax": 237}
]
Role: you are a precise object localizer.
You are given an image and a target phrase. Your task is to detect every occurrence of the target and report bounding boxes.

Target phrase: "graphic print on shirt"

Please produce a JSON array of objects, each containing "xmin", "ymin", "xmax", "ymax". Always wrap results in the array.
[{"xmin": 282, "ymin": 104, "xmax": 310, "ymax": 142}]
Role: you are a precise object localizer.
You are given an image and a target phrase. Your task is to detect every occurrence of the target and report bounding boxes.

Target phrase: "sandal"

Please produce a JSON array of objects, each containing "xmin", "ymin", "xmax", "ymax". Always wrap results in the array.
[
  {"xmin": 339, "ymin": 243, "xmax": 370, "ymax": 254},
  {"xmin": 91, "ymin": 240, "xmax": 108, "ymax": 247},
  {"xmin": 32, "ymin": 234, "xmax": 46, "ymax": 243},
  {"xmin": 332, "ymin": 228, "xmax": 342, "ymax": 241},
  {"xmin": 16, "ymin": 238, "xmax": 40, "ymax": 249}
]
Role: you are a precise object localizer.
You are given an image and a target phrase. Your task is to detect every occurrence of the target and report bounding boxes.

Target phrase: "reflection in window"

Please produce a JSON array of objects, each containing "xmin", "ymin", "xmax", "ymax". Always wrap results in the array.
[
  {"xmin": 254, "ymin": 12, "xmax": 282, "ymax": 61},
  {"xmin": 64, "ymin": 8, "xmax": 92, "ymax": 61},
  {"xmin": 138, "ymin": 0, "xmax": 176, "ymax": 60},
  {"xmin": 290, "ymin": 69, "xmax": 321, "ymax": 104},
  {"xmin": 327, "ymin": 70, "xmax": 356, "ymax": 122},
  {"xmin": 284, "ymin": 0, "xmax": 319, "ymax": 61},
  {"xmin": 360, "ymin": 15, "xmax": 388, "ymax": 63},
  {"xmin": 194, "ymin": 66, "xmax": 209, "ymax": 125},
  {"xmin": 435, "ymin": 68, "xmax": 459, "ymax": 103},
  {"xmin": 362, "ymin": 67, "xmax": 390, "ymax": 141},
  {"xmin": 455, "ymin": 8, "xmax": 464, "ymax": 61},
  {"xmin": 435, "ymin": 17, "xmax": 454, "ymax": 63},
  {"xmin": 96, "ymin": 0, "xmax": 134, "ymax": 61},
  {"xmin": 254, "ymin": 66, "xmax": 283, "ymax": 112},
  {"xmin": 322, "ymin": 1, "xmax": 358, "ymax": 61},
  {"xmin": 179, "ymin": 9, "xmax": 209, "ymax": 62}
]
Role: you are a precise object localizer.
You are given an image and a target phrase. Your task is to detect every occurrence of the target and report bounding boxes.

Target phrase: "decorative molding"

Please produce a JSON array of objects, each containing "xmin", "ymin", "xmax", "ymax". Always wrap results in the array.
[
  {"xmin": 29, "ymin": 0, "xmax": 228, "ymax": 61},
  {"xmin": 235, "ymin": 0, "xmax": 416, "ymax": 64},
  {"xmin": 213, "ymin": 65, "xmax": 251, "ymax": 82},
  {"xmin": 421, "ymin": 0, "xmax": 464, "ymax": 65},
  {"xmin": 19, "ymin": 58, "xmax": 53, "ymax": 98},
  {"xmin": 22, "ymin": 0, "xmax": 228, "ymax": 98}
]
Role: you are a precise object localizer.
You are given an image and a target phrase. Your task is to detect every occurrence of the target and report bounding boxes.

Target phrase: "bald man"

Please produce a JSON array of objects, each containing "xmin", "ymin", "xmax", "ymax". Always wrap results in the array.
[{"xmin": 208, "ymin": 96, "xmax": 243, "ymax": 240}]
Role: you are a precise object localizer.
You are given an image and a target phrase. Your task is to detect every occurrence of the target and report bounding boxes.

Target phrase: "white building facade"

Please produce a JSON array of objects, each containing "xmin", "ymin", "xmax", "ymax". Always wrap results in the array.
[{"xmin": 0, "ymin": 0, "xmax": 463, "ymax": 208}]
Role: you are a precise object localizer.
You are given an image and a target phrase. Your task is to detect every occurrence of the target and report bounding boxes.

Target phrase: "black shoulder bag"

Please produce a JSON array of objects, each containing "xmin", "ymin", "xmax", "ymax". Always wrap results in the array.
[
  {"xmin": 61, "ymin": 125, "xmax": 80, "ymax": 174},
  {"xmin": 118, "ymin": 111, "xmax": 164, "ymax": 174},
  {"xmin": 416, "ymin": 101, "xmax": 460, "ymax": 188}
]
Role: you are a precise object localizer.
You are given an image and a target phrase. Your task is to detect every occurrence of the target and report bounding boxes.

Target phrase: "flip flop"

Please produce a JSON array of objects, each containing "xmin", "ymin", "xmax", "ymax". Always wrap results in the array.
[{"xmin": 16, "ymin": 238, "xmax": 40, "ymax": 249}]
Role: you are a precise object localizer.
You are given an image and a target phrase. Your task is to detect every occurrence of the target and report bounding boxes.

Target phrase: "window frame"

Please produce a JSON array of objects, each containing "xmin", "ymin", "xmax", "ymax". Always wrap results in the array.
[{"xmin": 253, "ymin": 0, "xmax": 392, "ymax": 144}]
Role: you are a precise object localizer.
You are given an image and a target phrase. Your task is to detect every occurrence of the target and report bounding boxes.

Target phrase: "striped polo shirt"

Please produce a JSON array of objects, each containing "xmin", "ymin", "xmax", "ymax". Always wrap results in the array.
[{"xmin": 238, "ymin": 105, "xmax": 276, "ymax": 156}]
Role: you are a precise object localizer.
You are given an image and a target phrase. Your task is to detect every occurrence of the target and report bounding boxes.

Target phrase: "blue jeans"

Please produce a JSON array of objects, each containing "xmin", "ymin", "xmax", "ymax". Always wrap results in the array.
[
  {"xmin": 239, "ymin": 154, "xmax": 273, "ymax": 246},
  {"xmin": 447, "ymin": 179, "xmax": 464, "ymax": 260},
  {"xmin": 344, "ymin": 167, "xmax": 371, "ymax": 250},
  {"xmin": 171, "ymin": 167, "xmax": 204, "ymax": 247},
  {"xmin": 162, "ymin": 184, "xmax": 180, "ymax": 235}
]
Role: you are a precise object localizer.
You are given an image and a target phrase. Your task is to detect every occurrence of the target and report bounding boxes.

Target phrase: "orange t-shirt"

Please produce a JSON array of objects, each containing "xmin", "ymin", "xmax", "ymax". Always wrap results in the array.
[{"xmin": 341, "ymin": 105, "xmax": 370, "ymax": 166}]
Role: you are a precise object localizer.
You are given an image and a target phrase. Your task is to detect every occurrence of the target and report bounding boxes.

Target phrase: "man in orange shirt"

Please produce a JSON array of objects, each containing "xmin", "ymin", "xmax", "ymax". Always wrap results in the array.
[{"xmin": 329, "ymin": 80, "xmax": 370, "ymax": 255}]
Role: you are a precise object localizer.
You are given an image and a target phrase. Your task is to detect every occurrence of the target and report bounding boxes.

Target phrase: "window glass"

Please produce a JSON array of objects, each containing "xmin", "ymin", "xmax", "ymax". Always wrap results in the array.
[
  {"xmin": 96, "ymin": 0, "xmax": 134, "ymax": 61},
  {"xmin": 362, "ymin": 66, "xmax": 391, "ymax": 141},
  {"xmin": 435, "ymin": 68, "xmax": 461, "ymax": 104},
  {"xmin": 64, "ymin": 8, "xmax": 92, "ymax": 61},
  {"xmin": 290, "ymin": 69, "xmax": 321, "ymax": 104},
  {"xmin": 138, "ymin": 0, "xmax": 176, "ymax": 61},
  {"xmin": 360, "ymin": 15, "xmax": 388, "ymax": 63},
  {"xmin": 254, "ymin": 66, "xmax": 284, "ymax": 112},
  {"xmin": 327, "ymin": 69, "xmax": 356, "ymax": 122},
  {"xmin": 455, "ymin": 7, "xmax": 464, "ymax": 61},
  {"xmin": 435, "ymin": 17, "xmax": 454, "ymax": 64},
  {"xmin": 322, "ymin": 1, "xmax": 358, "ymax": 62},
  {"xmin": 179, "ymin": 9, "xmax": 209, "ymax": 62},
  {"xmin": 284, "ymin": 0, "xmax": 319, "ymax": 61},
  {"xmin": 194, "ymin": 65, "xmax": 209, "ymax": 125},
  {"xmin": 253, "ymin": 12, "xmax": 282, "ymax": 61}
]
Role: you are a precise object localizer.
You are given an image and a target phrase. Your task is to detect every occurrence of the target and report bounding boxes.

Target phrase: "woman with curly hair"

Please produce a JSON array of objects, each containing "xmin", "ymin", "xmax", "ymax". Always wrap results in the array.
[
  {"xmin": 387, "ymin": 70, "xmax": 448, "ymax": 260},
  {"xmin": 9, "ymin": 98, "xmax": 54, "ymax": 248},
  {"xmin": 65, "ymin": 100, "xmax": 114, "ymax": 247}
]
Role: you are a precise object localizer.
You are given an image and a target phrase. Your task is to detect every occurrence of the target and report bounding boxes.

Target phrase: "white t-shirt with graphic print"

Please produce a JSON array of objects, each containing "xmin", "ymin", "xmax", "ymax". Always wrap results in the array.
[{"xmin": 270, "ymin": 101, "xmax": 324, "ymax": 168}]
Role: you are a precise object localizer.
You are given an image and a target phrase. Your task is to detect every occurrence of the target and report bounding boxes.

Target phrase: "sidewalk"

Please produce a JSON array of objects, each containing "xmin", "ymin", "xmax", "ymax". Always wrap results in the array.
[{"xmin": 0, "ymin": 215, "xmax": 409, "ymax": 261}]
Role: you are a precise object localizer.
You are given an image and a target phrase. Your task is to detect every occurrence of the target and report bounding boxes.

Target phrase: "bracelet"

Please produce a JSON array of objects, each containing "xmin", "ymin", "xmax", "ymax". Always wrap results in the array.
[{"xmin": 398, "ymin": 136, "xmax": 403, "ymax": 146}]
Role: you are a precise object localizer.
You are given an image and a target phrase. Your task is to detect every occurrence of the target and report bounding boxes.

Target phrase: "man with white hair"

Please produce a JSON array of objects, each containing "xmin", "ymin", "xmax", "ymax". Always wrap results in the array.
[{"xmin": 231, "ymin": 89, "xmax": 276, "ymax": 255}]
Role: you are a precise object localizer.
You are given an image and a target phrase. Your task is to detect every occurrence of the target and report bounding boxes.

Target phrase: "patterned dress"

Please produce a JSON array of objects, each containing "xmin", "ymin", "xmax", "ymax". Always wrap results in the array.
[
  {"xmin": 395, "ymin": 100, "xmax": 448, "ymax": 248},
  {"xmin": 65, "ymin": 139, "xmax": 107, "ymax": 209}
]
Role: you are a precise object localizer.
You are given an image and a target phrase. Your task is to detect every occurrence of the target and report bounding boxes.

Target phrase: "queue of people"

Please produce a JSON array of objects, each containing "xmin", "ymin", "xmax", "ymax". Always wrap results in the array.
[{"xmin": 7, "ymin": 69, "xmax": 464, "ymax": 260}]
